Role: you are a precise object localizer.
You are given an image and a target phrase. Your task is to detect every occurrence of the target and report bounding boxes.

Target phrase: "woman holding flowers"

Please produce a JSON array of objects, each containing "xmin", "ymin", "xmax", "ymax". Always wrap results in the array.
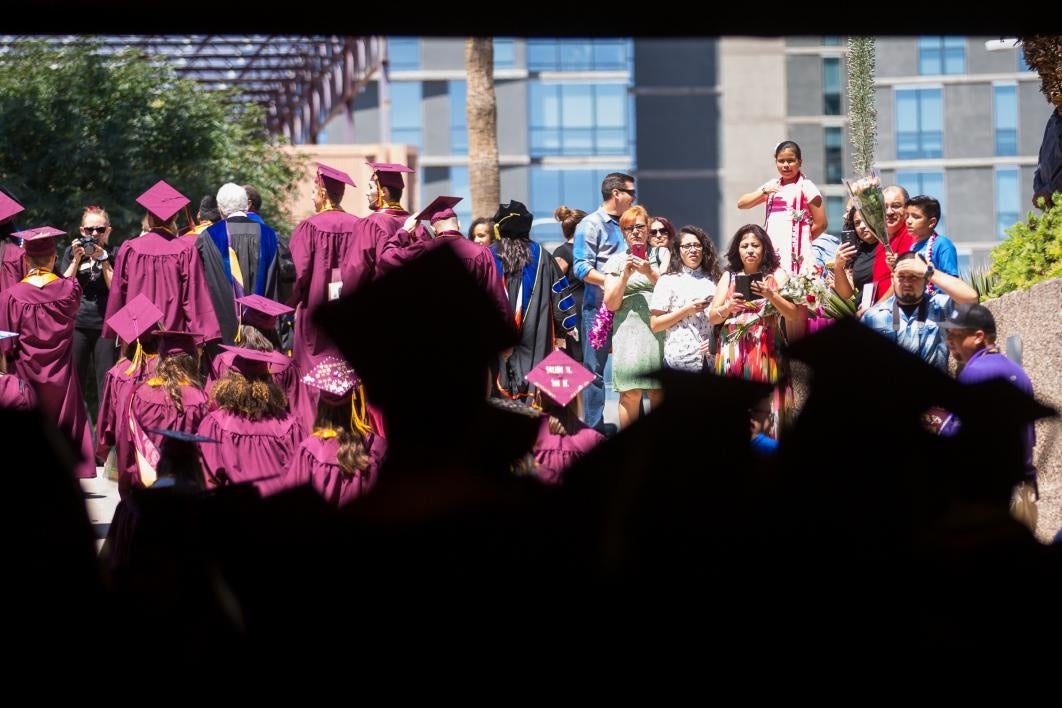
[
  {"xmin": 737, "ymin": 141, "xmax": 827, "ymax": 276},
  {"xmin": 708, "ymin": 225, "xmax": 798, "ymax": 437}
]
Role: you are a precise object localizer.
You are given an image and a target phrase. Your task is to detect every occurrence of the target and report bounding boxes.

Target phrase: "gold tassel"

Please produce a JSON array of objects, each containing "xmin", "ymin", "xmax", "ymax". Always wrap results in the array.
[
  {"xmin": 124, "ymin": 339, "xmax": 144, "ymax": 376},
  {"xmin": 350, "ymin": 383, "xmax": 374, "ymax": 437}
]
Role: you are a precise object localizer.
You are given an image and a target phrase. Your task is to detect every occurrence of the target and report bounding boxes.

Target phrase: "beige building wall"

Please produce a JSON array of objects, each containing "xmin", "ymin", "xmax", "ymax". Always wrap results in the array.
[
  {"xmin": 719, "ymin": 38, "xmax": 787, "ymax": 245},
  {"xmin": 284, "ymin": 144, "xmax": 419, "ymax": 223}
]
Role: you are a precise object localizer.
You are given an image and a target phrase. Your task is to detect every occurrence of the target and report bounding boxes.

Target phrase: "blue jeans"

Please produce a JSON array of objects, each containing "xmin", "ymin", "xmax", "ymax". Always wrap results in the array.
[{"xmin": 580, "ymin": 301, "xmax": 611, "ymax": 429}]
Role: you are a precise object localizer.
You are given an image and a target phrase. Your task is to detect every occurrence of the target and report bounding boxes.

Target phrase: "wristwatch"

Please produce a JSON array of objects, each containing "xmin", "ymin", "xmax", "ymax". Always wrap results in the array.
[{"xmin": 924, "ymin": 264, "xmax": 934, "ymax": 279}]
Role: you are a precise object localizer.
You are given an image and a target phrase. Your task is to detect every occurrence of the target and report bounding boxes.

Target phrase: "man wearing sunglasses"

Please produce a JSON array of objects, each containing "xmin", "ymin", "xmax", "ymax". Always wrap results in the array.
[{"xmin": 572, "ymin": 172, "xmax": 636, "ymax": 433}]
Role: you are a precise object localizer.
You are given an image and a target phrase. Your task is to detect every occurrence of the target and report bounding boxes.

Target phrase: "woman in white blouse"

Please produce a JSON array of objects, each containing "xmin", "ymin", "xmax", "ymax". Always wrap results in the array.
[{"xmin": 648, "ymin": 225, "xmax": 722, "ymax": 372}]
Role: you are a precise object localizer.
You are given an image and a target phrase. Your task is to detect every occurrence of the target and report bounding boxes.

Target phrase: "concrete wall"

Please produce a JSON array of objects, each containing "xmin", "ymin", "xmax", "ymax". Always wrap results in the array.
[{"xmin": 983, "ymin": 278, "xmax": 1062, "ymax": 541}]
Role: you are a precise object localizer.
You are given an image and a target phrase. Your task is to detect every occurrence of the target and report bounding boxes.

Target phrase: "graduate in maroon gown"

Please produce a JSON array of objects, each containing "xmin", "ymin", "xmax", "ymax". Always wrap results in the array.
[
  {"xmin": 0, "ymin": 227, "xmax": 96, "ymax": 478},
  {"xmin": 116, "ymin": 330, "xmax": 209, "ymax": 498},
  {"xmin": 0, "ymin": 189, "xmax": 27, "ymax": 292},
  {"xmin": 379, "ymin": 195, "xmax": 511, "ymax": 324},
  {"xmin": 198, "ymin": 347, "xmax": 304, "ymax": 494},
  {"xmin": 288, "ymin": 163, "xmax": 379, "ymax": 373},
  {"xmin": 95, "ymin": 295, "xmax": 164, "ymax": 465},
  {"xmin": 364, "ymin": 161, "xmax": 430, "ymax": 248},
  {"xmin": 524, "ymin": 349, "xmax": 604, "ymax": 485},
  {"xmin": 0, "ymin": 331, "xmax": 37, "ymax": 411},
  {"xmin": 102, "ymin": 180, "xmax": 221, "ymax": 345},
  {"xmin": 289, "ymin": 357, "xmax": 386, "ymax": 507}
]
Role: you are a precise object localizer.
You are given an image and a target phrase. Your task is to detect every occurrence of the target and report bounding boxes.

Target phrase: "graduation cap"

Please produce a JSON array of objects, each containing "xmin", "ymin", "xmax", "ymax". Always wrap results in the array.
[
  {"xmin": 106, "ymin": 294, "xmax": 164, "ymax": 346},
  {"xmin": 316, "ymin": 162, "xmax": 356, "ymax": 188},
  {"xmin": 301, "ymin": 356, "xmax": 358, "ymax": 402},
  {"xmin": 525, "ymin": 349, "xmax": 595, "ymax": 407},
  {"xmin": 416, "ymin": 195, "xmax": 462, "ymax": 223},
  {"xmin": 14, "ymin": 226, "xmax": 65, "ymax": 256},
  {"xmin": 367, "ymin": 161, "xmax": 413, "ymax": 190},
  {"xmin": 236, "ymin": 294, "xmax": 294, "ymax": 332},
  {"xmin": 136, "ymin": 180, "xmax": 190, "ymax": 222},
  {"xmin": 491, "ymin": 200, "xmax": 533, "ymax": 238},
  {"xmin": 152, "ymin": 330, "xmax": 202, "ymax": 357},
  {"xmin": 219, "ymin": 344, "xmax": 289, "ymax": 377},
  {"xmin": 0, "ymin": 190, "xmax": 24, "ymax": 223}
]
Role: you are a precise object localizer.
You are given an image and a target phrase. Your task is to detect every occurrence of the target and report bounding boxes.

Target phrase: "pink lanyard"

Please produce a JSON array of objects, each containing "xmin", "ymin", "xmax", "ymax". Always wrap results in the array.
[{"xmin": 924, "ymin": 231, "xmax": 939, "ymax": 294}]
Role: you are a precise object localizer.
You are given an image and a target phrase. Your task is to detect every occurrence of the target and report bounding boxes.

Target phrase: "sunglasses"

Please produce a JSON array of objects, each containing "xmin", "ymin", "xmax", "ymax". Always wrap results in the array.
[
  {"xmin": 615, "ymin": 188, "xmax": 636, "ymax": 198},
  {"xmin": 649, "ymin": 228, "xmax": 669, "ymax": 236},
  {"xmin": 82, "ymin": 226, "xmax": 108, "ymax": 234}
]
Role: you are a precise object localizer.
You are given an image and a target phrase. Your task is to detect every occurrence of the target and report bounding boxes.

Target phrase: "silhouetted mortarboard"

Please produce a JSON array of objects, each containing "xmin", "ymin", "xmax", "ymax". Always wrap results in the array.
[{"xmin": 136, "ymin": 180, "xmax": 190, "ymax": 222}]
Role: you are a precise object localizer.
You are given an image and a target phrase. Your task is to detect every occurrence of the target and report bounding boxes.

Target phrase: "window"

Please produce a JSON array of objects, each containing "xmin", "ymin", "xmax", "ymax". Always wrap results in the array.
[
  {"xmin": 823, "ymin": 58, "xmax": 842, "ymax": 115},
  {"xmin": 387, "ymin": 38, "xmax": 420, "ymax": 71},
  {"xmin": 389, "ymin": 82, "xmax": 422, "ymax": 149},
  {"xmin": 529, "ymin": 167, "xmax": 624, "ymax": 244},
  {"xmin": 918, "ymin": 36, "xmax": 965, "ymax": 75},
  {"xmin": 825, "ymin": 127, "xmax": 843, "ymax": 184},
  {"xmin": 1018, "ymin": 50, "xmax": 1031, "ymax": 73},
  {"xmin": 896, "ymin": 170, "xmax": 945, "ymax": 230},
  {"xmin": 822, "ymin": 36, "xmax": 843, "ymax": 46},
  {"xmin": 527, "ymin": 39, "xmax": 631, "ymax": 72},
  {"xmin": 896, "ymin": 87, "xmax": 943, "ymax": 159},
  {"xmin": 993, "ymin": 83, "xmax": 1018, "ymax": 157},
  {"xmin": 995, "ymin": 168, "xmax": 1020, "ymax": 240},
  {"xmin": 448, "ymin": 167, "xmax": 473, "ymax": 230},
  {"xmin": 450, "ymin": 80, "xmax": 467, "ymax": 155},
  {"xmin": 494, "ymin": 39, "xmax": 516, "ymax": 70},
  {"xmin": 529, "ymin": 83, "xmax": 629, "ymax": 156},
  {"xmin": 826, "ymin": 196, "xmax": 845, "ymax": 236}
]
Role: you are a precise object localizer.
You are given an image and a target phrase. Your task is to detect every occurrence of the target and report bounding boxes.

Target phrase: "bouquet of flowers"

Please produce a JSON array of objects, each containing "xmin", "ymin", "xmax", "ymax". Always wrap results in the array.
[
  {"xmin": 843, "ymin": 168, "xmax": 892, "ymax": 255},
  {"xmin": 725, "ymin": 273, "xmax": 832, "ymax": 344}
]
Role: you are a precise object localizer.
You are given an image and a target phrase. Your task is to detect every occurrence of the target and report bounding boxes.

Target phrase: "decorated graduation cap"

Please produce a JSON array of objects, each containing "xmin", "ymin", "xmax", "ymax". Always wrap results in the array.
[
  {"xmin": 301, "ymin": 356, "xmax": 373, "ymax": 435},
  {"xmin": 525, "ymin": 349, "xmax": 595, "ymax": 407},
  {"xmin": 14, "ymin": 226, "xmax": 65, "ymax": 256},
  {"xmin": 316, "ymin": 162, "xmax": 356, "ymax": 188},
  {"xmin": 491, "ymin": 200, "xmax": 533, "ymax": 239},
  {"xmin": 152, "ymin": 330, "xmax": 203, "ymax": 357},
  {"xmin": 136, "ymin": 180, "xmax": 190, "ymax": 222},
  {"xmin": 236, "ymin": 294, "xmax": 294, "ymax": 332},
  {"xmin": 416, "ymin": 195, "xmax": 462, "ymax": 224},
  {"xmin": 367, "ymin": 161, "xmax": 413, "ymax": 191},
  {"xmin": 0, "ymin": 190, "xmax": 24, "ymax": 223}
]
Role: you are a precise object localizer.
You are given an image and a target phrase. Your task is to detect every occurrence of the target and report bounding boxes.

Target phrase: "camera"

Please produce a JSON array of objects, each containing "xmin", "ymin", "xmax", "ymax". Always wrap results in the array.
[{"xmin": 75, "ymin": 235, "xmax": 99, "ymax": 255}]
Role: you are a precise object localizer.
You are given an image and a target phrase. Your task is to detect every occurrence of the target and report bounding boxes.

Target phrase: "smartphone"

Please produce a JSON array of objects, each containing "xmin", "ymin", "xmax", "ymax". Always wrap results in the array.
[
  {"xmin": 630, "ymin": 243, "xmax": 647, "ymax": 260},
  {"xmin": 734, "ymin": 272, "xmax": 764, "ymax": 300},
  {"xmin": 841, "ymin": 229, "xmax": 861, "ymax": 251}
]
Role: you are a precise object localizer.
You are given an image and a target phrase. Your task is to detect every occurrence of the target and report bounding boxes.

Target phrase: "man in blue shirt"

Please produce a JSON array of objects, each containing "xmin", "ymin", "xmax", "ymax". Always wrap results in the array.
[
  {"xmin": 572, "ymin": 172, "xmax": 636, "ymax": 430},
  {"xmin": 941, "ymin": 303, "xmax": 1039, "ymax": 531},
  {"xmin": 860, "ymin": 252, "xmax": 978, "ymax": 370}
]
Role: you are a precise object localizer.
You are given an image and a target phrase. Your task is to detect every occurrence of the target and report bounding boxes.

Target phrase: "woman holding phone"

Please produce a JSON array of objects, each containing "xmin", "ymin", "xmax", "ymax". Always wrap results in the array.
[
  {"xmin": 708, "ymin": 225, "xmax": 797, "ymax": 437},
  {"xmin": 602, "ymin": 205, "xmax": 668, "ymax": 429}
]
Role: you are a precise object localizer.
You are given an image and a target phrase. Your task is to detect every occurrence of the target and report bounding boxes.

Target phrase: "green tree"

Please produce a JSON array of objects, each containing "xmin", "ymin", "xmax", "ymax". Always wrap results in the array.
[{"xmin": 0, "ymin": 39, "xmax": 304, "ymax": 245}]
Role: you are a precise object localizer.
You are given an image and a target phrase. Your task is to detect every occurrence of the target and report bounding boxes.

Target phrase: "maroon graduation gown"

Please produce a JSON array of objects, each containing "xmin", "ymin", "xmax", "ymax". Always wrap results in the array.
[
  {"xmin": 0, "ymin": 242, "xmax": 25, "ymax": 292},
  {"xmin": 95, "ymin": 354, "xmax": 159, "ymax": 462},
  {"xmin": 196, "ymin": 409, "xmax": 304, "ymax": 494},
  {"xmin": 207, "ymin": 349, "xmax": 317, "ymax": 432},
  {"xmin": 531, "ymin": 417, "xmax": 604, "ymax": 485},
  {"xmin": 0, "ymin": 275, "xmax": 96, "ymax": 478},
  {"xmin": 0, "ymin": 372, "xmax": 37, "ymax": 411},
  {"xmin": 288, "ymin": 431, "xmax": 386, "ymax": 507},
  {"xmin": 288, "ymin": 210, "xmax": 380, "ymax": 372},
  {"xmin": 102, "ymin": 228, "xmax": 221, "ymax": 343}
]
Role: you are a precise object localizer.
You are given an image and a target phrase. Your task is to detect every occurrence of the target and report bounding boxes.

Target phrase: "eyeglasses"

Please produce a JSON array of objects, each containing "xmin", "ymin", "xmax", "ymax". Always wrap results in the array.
[
  {"xmin": 679, "ymin": 244, "xmax": 703, "ymax": 251},
  {"xmin": 622, "ymin": 224, "xmax": 646, "ymax": 233},
  {"xmin": 649, "ymin": 228, "xmax": 669, "ymax": 236},
  {"xmin": 82, "ymin": 226, "xmax": 107, "ymax": 234},
  {"xmin": 615, "ymin": 188, "xmax": 636, "ymax": 198}
]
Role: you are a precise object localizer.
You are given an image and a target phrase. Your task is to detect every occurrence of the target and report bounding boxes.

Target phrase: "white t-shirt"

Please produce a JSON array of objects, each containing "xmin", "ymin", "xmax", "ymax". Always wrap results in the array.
[{"xmin": 649, "ymin": 268, "xmax": 717, "ymax": 372}]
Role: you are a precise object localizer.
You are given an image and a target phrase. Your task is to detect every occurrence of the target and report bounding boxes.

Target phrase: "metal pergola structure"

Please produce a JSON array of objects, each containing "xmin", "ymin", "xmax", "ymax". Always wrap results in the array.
[{"xmin": 0, "ymin": 35, "xmax": 385, "ymax": 144}]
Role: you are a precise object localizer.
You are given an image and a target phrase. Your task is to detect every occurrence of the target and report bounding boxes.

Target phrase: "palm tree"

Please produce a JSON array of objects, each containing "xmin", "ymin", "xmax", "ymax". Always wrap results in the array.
[{"xmin": 465, "ymin": 38, "xmax": 500, "ymax": 220}]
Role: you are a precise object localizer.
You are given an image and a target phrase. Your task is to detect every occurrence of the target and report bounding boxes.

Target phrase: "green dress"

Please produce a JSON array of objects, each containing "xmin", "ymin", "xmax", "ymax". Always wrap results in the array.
[{"xmin": 603, "ymin": 247, "xmax": 667, "ymax": 392}]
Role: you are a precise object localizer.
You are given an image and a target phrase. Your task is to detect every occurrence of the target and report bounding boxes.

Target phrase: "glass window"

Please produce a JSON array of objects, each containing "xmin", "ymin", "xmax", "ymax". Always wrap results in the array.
[
  {"xmin": 1018, "ymin": 50, "xmax": 1031, "ymax": 73},
  {"xmin": 529, "ymin": 83, "xmax": 630, "ymax": 157},
  {"xmin": 993, "ymin": 83, "xmax": 1018, "ymax": 157},
  {"xmin": 918, "ymin": 36, "xmax": 965, "ymax": 75},
  {"xmin": 527, "ymin": 39, "xmax": 631, "ymax": 71},
  {"xmin": 389, "ymin": 81, "xmax": 422, "ymax": 149},
  {"xmin": 895, "ymin": 87, "xmax": 943, "ymax": 160},
  {"xmin": 822, "ymin": 36, "xmax": 843, "ymax": 46},
  {"xmin": 529, "ymin": 167, "xmax": 623, "ymax": 245},
  {"xmin": 448, "ymin": 166, "xmax": 472, "ymax": 231},
  {"xmin": 826, "ymin": 196, "xmax": 845, "ymax": 236},
  {"xmin": 825, "ymin": 127, "xmax": 843, "ymax": 184},
  {"xmin": 896, "ymin": 170, "xmax": 946, "ymax": 231},
  {"xmin": 995, "ymin": 168, "xmax": 1020, "ymax": 240},
  {"xmin": 493, "ymin": 38, "xmax": 516, "ymax": 70},
  {"xmin": 450, "ymin": 80, "xmax": 467, "ymax": 155},
  {"xmin": 823, "ymin": 58, "xmax": 842, "ymax": 115},
  {"xmin": 387, "ymin": 38, "xmax": 420, "ymax": 71}
]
